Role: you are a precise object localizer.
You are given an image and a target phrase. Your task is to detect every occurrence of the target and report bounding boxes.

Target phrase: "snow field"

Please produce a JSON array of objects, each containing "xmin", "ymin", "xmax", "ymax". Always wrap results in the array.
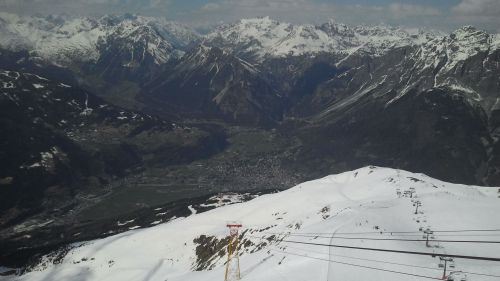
[{"xmin": 5, "ymin": 166, "xmax": 500, "ymax": 281}]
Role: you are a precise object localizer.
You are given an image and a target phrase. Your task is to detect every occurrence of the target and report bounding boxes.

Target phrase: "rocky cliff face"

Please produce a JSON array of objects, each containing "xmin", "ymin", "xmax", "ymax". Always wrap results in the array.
[
  {"xmin": 278, "ymin": 26, "xmax": 500, "ymax": 185},
  {"xmin": 144, "ymin": 45, "xmax": 284, "ymax": 126}
]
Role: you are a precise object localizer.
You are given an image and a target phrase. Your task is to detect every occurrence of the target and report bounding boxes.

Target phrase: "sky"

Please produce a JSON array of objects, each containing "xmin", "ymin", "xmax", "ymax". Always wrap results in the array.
[{"xmin": 1, "ymin": 0, "xmax": 500, "ymax": 32}]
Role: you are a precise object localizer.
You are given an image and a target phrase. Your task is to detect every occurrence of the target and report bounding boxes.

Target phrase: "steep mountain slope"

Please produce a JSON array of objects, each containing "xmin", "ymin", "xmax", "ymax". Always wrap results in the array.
[
  {"xmin": 289, "ymin": 26, "xmax": 500, "ymax": 118},
  {"xmin": 5, "ymin": 167, "xmax": 500, "ymax": 281},
  {"xmin": 0, "ymin": 13, "xmax": 201, "ymax": 100},
  {"xmin": 0, "ymin": 69, "xmax": 226, "ymax": 231},
  {"xmin": 279, "ymin": 25, "xmax": 500, "ymax": 185},
  {"xmin": 89, "ymin": 22, "xmax": 177, "ymax": 83},
  {"xmin": 291, "ymin": 88, "xmax": 491, "ymax": 184},
  {"xmin": 145, "ymin": 45, "xmax": 284, "ymax": 125},
  {"xmin": 0, "ymin": 48, "xmax": 78, "ymax": 86}
]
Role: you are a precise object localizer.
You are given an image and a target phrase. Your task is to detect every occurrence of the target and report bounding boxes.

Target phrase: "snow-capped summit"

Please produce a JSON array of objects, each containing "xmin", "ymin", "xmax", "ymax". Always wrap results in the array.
[
  {"xmin": 98, "ymin": 14, "xmax": 199, "ymax": 49},
  {"xmin": 97, "ymin": 18, "xmax": 179, "ymax": 66},
  {"xmin": 308, "ymin": 23, "xmax": 500, "ymax": 116},
  {"xmin": 401, "ymin": 25, "xmax": 498, "ymax": 102},
  {"xmin": 450, "ymin": 26, "xmax": 492, "ymax": 59},
  {"xmin": 204, "ymin": 17, "xmax": 434, "ymax": 62},
  {"xmin": 0, "ymin": 13, "xmax": 200, "ymax": 66}
]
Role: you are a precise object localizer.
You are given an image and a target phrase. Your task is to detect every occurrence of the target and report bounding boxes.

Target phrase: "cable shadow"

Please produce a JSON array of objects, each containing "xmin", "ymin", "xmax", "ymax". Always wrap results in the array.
[
  {"xmin": 39, "ymin": 265, "xmax": 94, "ymax": 281},
  {"xmin": 240, "ymin": 254, "xmax": 274, "ymax": 278},
  {"xmin": 142, "ymin": 260, "xmax": 165, "ymax": 281}
]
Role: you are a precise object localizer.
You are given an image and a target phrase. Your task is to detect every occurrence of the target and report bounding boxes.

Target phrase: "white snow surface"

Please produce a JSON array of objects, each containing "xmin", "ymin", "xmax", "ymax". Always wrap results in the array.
[
  {"xmin": 205, "ymin": 17, "xmax": 437, "ymax": 60},
  {"xmin": 1, "ymin": 13, "xmax": 498, "ymax": 69},
  {"xmin": 0, "ymin": 13, "xmax": 199, "ymax": 65},
  {"xmin": 6, "ymin": 166, "xmax": 500, "ymax": 281},
  {"xmin": 418, "ymin": 26, "xmax": 494, "ymax": 76}
]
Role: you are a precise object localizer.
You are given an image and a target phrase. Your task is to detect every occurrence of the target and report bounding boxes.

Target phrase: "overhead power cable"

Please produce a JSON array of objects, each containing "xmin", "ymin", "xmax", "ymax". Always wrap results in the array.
[
  {"xmin": 248, "ymin": 234, "xmax": 500, "ymax": 277},
  {"xmin": 279, "ymin": 244, "xmax": 442, "ymax": 271},
  {"xmin": 263, "ymin": 232, "xmax": 500, "ymax": 244},
  {"xmin": 270, "ymin": 248, "xmax": 442, "ymax": 280},
  {"xmin": 359, "ymin": 233, "xmax": 500, "ymax": 237},
  {"xmin": 278, "ymin": 245, "xmax": 500, "ymax": 278},
  {"xmin": 259, "ymin": 228, "xmax": 500, "ymax": 236},
  {"xmin": 273, "ymin": 238, "xmax": 500, "ymax": 262}
]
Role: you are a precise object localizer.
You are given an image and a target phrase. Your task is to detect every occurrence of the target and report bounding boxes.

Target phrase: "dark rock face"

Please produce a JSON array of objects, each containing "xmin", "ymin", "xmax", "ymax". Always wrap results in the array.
[
  {"xmin": 288, "ymin": 32, "xmax": 500, "ymax": 185},
  {"xmin": 0, "ymin": 49, "xmax": 78, "ymax": 86},
  {"xmin": 87, "ymin": 25, "xmax": 174, "ymax": 84},
  {"xmin": 144, "ymin": 45, "xmax": 284, "ymax": 126},
  {"xmin": 291, "ymin": 88, "xmax": 490, "ymax": 185}
]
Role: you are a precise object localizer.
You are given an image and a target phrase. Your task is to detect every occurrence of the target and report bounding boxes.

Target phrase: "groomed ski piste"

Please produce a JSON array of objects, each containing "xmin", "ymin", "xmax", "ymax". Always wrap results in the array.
[{"xmin": 3, "ymin": 166, "xmax": 500, "ymax": 281}]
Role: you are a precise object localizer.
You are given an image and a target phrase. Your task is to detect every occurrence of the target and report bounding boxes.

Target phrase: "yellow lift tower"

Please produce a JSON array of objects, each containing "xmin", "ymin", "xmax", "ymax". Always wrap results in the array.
[{"xmin": 224, "ymin": 222, "xmax": 242, "ymax": 281}]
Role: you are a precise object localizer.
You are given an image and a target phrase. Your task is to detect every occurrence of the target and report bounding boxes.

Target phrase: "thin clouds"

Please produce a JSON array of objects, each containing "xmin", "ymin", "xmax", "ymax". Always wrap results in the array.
[
  {"xmin": 193, "ymin": 1, "xmax": 500, "ymax": 32},
  {"xmin": 452, "ymin": 0, "xmax": 500, "ymax": 17},
  {"xmin": 196, "ymin": 0, "xmax": 338, "ymax": 24},
  {"xmin": 450, "ymin": 0, "xmax": 500, "ymax": 32},
  {"xmin": 194, "ymin": 1, "xmax": 443, "ymax": 26},
  {"xmin": 201, "ymin": 3, "xmax": 222, "ymax": 11},
  {"xmin": 0, "ymin": 0, "xmax": 173, "ymax": 16},
  {"xmin": 388, "ymin": 3, "xmax": 441, "ymax": 18},
  {"xmin": 200, "ymin": 0, "xmax": 332, "ymax": 15},
  {"xmin": 0, "ymin": 0, "xmax": 499, "ymax": 32}
]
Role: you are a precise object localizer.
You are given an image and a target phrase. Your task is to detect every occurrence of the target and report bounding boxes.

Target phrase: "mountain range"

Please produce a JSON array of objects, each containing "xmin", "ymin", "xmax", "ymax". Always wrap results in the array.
[{"xmin": 1, "ymin": 12, "xmax": 500, "ymax": 267}]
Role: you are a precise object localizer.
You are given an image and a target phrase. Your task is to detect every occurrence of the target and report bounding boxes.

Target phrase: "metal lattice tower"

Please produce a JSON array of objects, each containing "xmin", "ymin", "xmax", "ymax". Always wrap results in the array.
[{"xmin": 224, "ymin": 222, "xmax": 242, "ymax": 281}]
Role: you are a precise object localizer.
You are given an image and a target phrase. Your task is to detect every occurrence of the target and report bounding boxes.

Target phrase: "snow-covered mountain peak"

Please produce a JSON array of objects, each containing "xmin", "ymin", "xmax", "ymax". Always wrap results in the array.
[
  {"xmin": 99, "ymin": 14, "xmax": 200, "ymax": 48},
  {"xmin": 318, "ymin": 20, "xmax": 354, "ymax": 37},
  {"xmin": 0, "ymin": 13, "xmax": 199, "ymax": 66},
  {"xmin": 208, "ymin": 17, "xmax": 292, "ymax": 47},
  {"xmin": 412, "ymin": 24, "xmax": 493, "ymax": 78},
  {"xmin": 454, "ymin": 25, "xmax": 480, "ymax": 34},
  {"xmin": 239, "ymin": 16, "xmax": 277, "ymax": 26},
  {"xmin": 205, "ymin": 17, "xmax": 437, "ymax": 61},
  {"xmin": 451, "ymin": 25, "xmax": 490, "ymax": 44}
]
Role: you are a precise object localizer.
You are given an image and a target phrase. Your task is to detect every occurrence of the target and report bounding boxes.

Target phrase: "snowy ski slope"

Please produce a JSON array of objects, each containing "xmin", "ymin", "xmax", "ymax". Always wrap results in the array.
[{"xmin": 4, "ymin": 166, "xmax": 500, "ymax": 281}]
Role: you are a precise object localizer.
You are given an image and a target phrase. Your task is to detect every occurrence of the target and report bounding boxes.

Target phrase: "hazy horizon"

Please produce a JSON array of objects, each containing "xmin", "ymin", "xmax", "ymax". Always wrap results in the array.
[{"xmin": 1, "ymin": 0, "xmax": 499, "ymax": 33}]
